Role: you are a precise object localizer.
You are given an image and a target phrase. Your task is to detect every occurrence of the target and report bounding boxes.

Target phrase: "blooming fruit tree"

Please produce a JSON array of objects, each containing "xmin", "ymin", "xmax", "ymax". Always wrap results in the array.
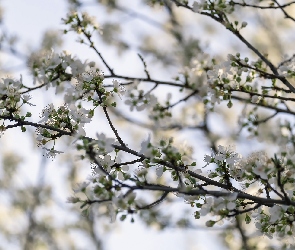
[{"xmin": 2, "ymin": 0, "xmax": 295, "ymax": 249}]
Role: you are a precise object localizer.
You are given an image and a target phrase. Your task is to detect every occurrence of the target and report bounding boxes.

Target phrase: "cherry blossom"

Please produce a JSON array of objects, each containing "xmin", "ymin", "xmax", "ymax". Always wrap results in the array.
[{"xmin": 95, "ymin": 133, "xmax": 116, "ymax": 154}]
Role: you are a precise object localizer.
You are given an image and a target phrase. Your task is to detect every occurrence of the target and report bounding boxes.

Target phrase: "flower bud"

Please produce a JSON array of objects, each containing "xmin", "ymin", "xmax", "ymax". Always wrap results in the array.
[{"xmin": 241, "ymin": 22, "xmax": 247, "ymax": 28}]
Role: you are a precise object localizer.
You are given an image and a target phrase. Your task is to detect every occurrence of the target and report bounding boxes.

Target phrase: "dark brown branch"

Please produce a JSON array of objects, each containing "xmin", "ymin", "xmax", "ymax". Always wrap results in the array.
[
  {"xmin": 231, "ymin": 95, "xmax": 295, "ymax": 116},
  {"xmin": 229, "ymin": 0, "xmax": 295, "ymax": 9},
  {"xmin": 1, "ymin": 115, "xmax": 72, "ymax": 136},
  {"xmin": 273, "ymin": 0, "xmax": 295, "ymax": 22},
  {"xmin": 138, "ymin": 53, "xmax": 151, "ymax": 80},
  {"xmin": 111, "ymin": 157, "xmax": 144, "ymax": 169},
  {"xmin": 102, "ymin": 106, "xmax": 126, "ymax": 147},
  {"xmin": 77, "ymin": 16, "xmax": 114, "ymax": 74},
  {"xmin": 136, "ymin": 191, "xmax": 169, "ymax": 210},
  {"xmin": 104, "ymin": 74, "xmax": 184, "ymax": 88}
]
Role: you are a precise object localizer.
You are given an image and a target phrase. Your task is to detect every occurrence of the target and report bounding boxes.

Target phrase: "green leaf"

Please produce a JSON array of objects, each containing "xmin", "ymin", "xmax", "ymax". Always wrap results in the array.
[
  {"xmin": 206, "ymin": 220, "xmax": 216, "ymax": 227},
  {"xmin": 194, "ymin": 211, "xmax": 200, "ymax": 219},
  {"xmin": 245, "ymin": 214, "xmax": 251, "ymax": 224},
  {"xmin": 120, "ymin": 215, "xmax": 127, "ymax": 221}
]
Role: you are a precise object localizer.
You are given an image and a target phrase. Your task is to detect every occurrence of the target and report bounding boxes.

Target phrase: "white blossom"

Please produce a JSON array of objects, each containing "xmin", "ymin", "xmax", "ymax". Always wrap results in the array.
[
  {"xmin": 73, "ymin": 181, "xmax": 90, "ymax": 193},
  {"xmin": 96, "ymin": 133, "xmax": 115, "ymax": 154},
  {"xmin": 139, "ymin": 134, "xmax": 154, "ymax": 158}
]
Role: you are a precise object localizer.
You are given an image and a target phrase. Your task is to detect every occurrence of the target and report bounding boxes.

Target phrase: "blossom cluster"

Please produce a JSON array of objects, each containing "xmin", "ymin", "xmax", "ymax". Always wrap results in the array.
[
  {"xmin": 0, "ymin": 76, "xmax": 33, "ymax": 115},
  {"xmin": 195, "ymin": 193, "xmax": 238, "ymax": 223},
  {"xmin": 193, "ymin": 0, "xmax": 234, "ymax": 14},
  {"xmin": 29, "ymin": 49, "xmax": 95, "ymax": 91},
  {"xmin": 210, "ymin": 145, "xmax": 240, "ymax": 165},
  {"xmin": 65, "ymin": 70, "xmax": 125, "ymax": 109},
  {"xmin": 124, "ymin": 86, "xmax": 158, "ymax": 112},
  {"xmin": 278, "ymin": 56, "xmax": 295, "ymax": 77},
  {"xmin": 37, "ymin": 103, "xmax": 92, "ymax": 153},
  {"xmin": 62, "ymin": 11, "xmax": 101, "ymax": 35},
  {"xmin": 71, "ymin": 136, "xmax": 198, "ymax": 223},
  {"xmin": 184, "ymin": 52, "xmax": 211, "ymax": 96}
]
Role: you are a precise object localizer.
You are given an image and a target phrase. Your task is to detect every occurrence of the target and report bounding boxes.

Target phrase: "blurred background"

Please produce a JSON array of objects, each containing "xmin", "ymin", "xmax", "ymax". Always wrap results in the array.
[{"xmin": 1, "ymin": 0, "xmax": 295, "ymax": 249}]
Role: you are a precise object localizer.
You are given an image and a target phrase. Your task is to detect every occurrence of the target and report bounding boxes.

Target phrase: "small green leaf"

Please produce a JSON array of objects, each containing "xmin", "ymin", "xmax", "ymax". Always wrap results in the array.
[
  {"xmin": 120, "ymin": 215, "xmax": 127, "ymax": 221},
  {"xmin": 206, "ymin": 220, "xmax": 216, "ymax": 227},
  {"xmin": 245, "ymin": 214, "xmax": 251, "ymax": 224},
  {"xmin": 194, "ymin": 211, "xmax": 200, "ymax": 219}
]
